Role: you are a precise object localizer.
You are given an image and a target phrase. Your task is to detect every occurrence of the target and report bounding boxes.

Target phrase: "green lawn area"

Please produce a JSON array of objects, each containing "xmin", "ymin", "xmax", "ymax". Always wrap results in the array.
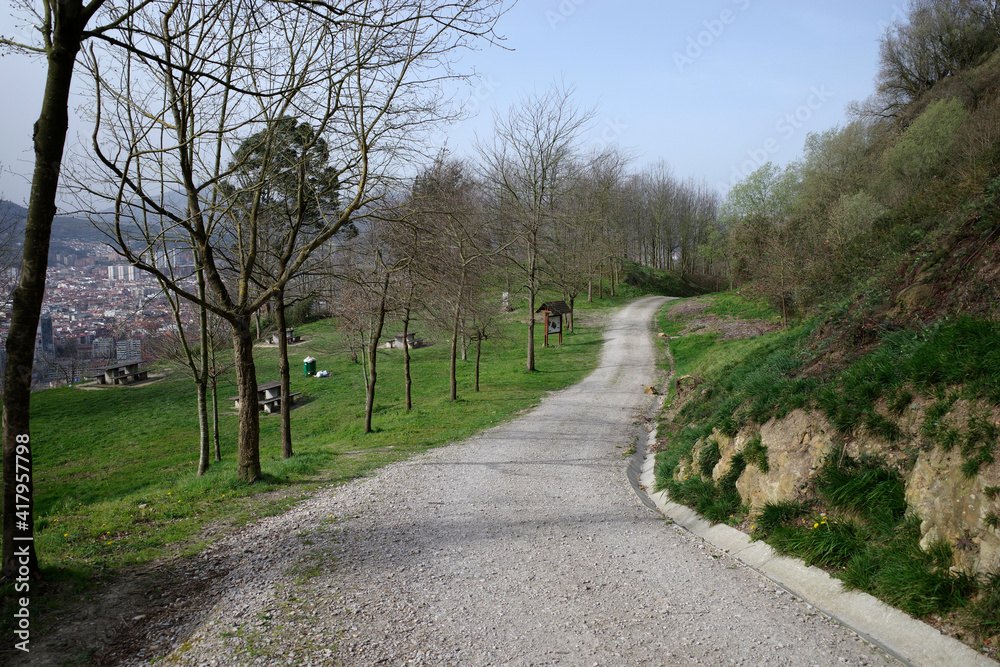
[{"xmin": 26, "ymin": 293, "xmax": 625, "ymax": 577}]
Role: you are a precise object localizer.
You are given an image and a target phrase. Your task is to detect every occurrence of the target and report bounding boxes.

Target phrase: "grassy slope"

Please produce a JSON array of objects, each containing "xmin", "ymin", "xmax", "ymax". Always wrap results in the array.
[
  {"xmin": 6, "ymin": 281, "xmax": 698, "ymax": 634},
  {"xmin": 0, "ymin": 301, "xmax": 602, "ymax": 642},
  {"xmin": 654, "ymin": 292, "xmax": 1000, "ymax": 652},
  {"xmin": 1, "ymin": 263, "xmax": 701, "ymax": 643},
  {"xmin": 31, "ymin": 296, "xmax": 625, "ymax": 573}
]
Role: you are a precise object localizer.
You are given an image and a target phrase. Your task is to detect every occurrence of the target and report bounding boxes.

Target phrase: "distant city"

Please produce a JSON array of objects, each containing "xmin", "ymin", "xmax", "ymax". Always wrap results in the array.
[{"xmin": 0, "ymin": 237, "xmax": 199, "ymax": 389}]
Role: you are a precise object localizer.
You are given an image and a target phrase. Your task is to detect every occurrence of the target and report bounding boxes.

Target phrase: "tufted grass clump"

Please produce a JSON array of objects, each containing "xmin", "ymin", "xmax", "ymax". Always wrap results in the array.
[
  {"xmin": 742, "ymin": 434, "xmax": 769, "ymax": 473},
  {"xmin": 841, "ymin": 520, "xmax": 977, "ymax": 618},
  {"xmin": 753, "ymin": 500, "xmax": 809, "ymax": 535},
  {"xmin": 755, "ymin": 455, "xmax": 976, "ymax": 620},
  {"xmin": 768, "ymin": 518, "xmax": 864, "ymax": 568},
  {"xmin": 815, "ymin": 453, "xmax": 907, "ymax": 520},
  {"xmin": 697, "ymin": 440, "xmax": 722, "ymax": 478},
  {"xmin": 963, "ymin": 571, "xmax": 1000, "ymax": 639}
]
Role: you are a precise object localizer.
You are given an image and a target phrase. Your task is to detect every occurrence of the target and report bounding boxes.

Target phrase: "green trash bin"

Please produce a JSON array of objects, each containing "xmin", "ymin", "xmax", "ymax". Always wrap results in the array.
[{"xmin": 303, "ymin": 356, "xmax": 316, "ymax": 377}]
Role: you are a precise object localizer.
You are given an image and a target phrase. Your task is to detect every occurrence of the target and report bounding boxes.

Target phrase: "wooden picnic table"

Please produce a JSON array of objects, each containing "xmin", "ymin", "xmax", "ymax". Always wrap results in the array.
[
  {"xmin": 267, "ymin": 328, "xmax": 302, "ymax": 345},
  {"xmin": 228, "ymin": 380, "xmax": 302, "ymax": 414},
  {"xmin": 91, "ymin": 360, "xmax": 151, "ymax": 385}
]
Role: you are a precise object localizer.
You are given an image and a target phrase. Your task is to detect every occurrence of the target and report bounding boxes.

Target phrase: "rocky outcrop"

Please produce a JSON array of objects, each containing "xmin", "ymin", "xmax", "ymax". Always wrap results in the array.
[
  {"xmin": 671, "ymin": 405, "xmax": 1000, "ymax": 574},
  {"xmin": 906, "ymin": 447, "xmax": 1000, "ymax": 573},
  {"xmin": 735, "ymin": 410, "xmax": 837, "ymax": 510}
]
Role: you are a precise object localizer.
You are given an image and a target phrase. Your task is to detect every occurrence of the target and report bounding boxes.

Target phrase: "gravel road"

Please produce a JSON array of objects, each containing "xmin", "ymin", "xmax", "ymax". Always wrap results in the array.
[{"xmin": 121, "ymin": 296, "xmax": 896, "ymax": 666}]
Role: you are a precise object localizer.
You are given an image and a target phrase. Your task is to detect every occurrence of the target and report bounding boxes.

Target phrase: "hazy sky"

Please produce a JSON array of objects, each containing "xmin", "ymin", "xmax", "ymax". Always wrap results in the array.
[{"xmin": 0, "ymin": 0, "xmax": 906, "ymax": 207}]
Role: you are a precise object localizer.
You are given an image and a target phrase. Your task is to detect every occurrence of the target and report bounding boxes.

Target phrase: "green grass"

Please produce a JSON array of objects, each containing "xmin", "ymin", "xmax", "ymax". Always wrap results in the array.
[
  {"xmin": 653, "ymin": 291, "xmax": 1000, "ymax": 642},
  {"xmin": 764, "ymin": 455, "xmax": 976, "ymax": 618},
  {"xmin": 620, "ymin": 260, "xmax": 705, "ymax": 298},
  {"xmin": 753, "ymin": 500, "xmax": 809, "ymax": 534},
  {"xmin": 703, "ymin": 291, "xmax": 780, "ymax": 321},
  {"xmin": 964, "ymin": 571, "xmax": 1000, "ymax": 639},
  {"xmin": 6, "ymin": 291, "xmax": 626, "ymax": 641},
  {"xmin": 31, "ymin": 301, "xmax": 612, "ymax": 566}
]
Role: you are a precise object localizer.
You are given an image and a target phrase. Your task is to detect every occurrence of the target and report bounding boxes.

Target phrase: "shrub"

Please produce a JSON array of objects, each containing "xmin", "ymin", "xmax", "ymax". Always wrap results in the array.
[{"xmin": 883, "ymin": 98, "xmax": 968, "ymax": 182}]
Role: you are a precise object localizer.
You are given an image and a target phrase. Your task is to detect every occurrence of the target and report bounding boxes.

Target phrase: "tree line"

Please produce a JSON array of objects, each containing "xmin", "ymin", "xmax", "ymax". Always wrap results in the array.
[
  {"xmin": 712, "ymin": 0, "xmax": 1000, "ymax": 323},
  {"xmin": 0, "ymin": 0, "xmax": 725, "ymax": 581},
  {"xmin": 6, "ymin": 0, "xmax": 993, "ymax": 582}
]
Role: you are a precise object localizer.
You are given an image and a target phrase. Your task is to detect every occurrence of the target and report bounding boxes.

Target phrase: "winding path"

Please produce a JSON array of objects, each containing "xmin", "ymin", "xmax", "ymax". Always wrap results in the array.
[{"xmin": 142, "ymin": 296, "xmax": 895, "ymax": 666}]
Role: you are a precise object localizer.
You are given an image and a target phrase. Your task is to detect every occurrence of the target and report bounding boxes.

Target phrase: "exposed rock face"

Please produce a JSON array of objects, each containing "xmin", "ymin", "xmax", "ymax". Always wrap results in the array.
[
  {"xmin": 735, "ymin": 410, "xmax": 837, "ymax": 510},
  {"xmin": 906, "ymin": 448, "xmax": 1000, "ymax": 573},
  {"xmin": 668, "ymin": 405, "xmax": 1000, "ymax": 575},
  {"xmin": 895, "ymin": 283, "xmax": 936, "ymax": 313}
]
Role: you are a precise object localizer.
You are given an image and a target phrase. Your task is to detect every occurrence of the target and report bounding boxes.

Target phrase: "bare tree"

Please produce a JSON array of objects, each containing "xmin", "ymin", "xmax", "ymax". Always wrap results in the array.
[
  {"xmin": 0, "ymin": 0, "xmax": 161, "ymax": 579},
  {"xmin": 380, "ymin": 203, "xmax": 431, "ymax": 412},
  {"xmin": 151, "ymin": 260, "xmax": 215, "ymax": 475},
  {"xmin": 465, "ymin": 276, "xmax": 504, "ymax": 392},
  {"xmin": 228, "ymin": 117, "xmax": 339, "ymax": 460},
  {"xmin": 76, "ymin": 0, "xmax": 504, "ymax": 483},
  {"xmin": 872, "ymin": 0, "xmax": 998, "ymax": 116},
  {"xmin": 334, "ymin": 225, "xmax": 405, "ymax": 434},
  {"xmin": 410, "ymin": 153, "xmax": 491, "ymax": 401},
  {"xmin": 478, "ymin": 83, "xmax": 595, "ymax": 371}
]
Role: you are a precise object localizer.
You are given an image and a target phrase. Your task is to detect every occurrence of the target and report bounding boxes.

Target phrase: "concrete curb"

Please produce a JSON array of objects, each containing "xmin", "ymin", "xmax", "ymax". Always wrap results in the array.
[{"xmin": 638, "ymin": 447, "xmax": 998, "ymax": 667}]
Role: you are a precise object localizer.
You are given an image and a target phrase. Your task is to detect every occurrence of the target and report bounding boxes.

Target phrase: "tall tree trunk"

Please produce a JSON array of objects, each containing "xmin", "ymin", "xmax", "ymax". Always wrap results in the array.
[
  {"xmin": 474, "ymin": 336, "xmax": 482, "ymax": 392},
  {"xmin": 567, "ymin": 295, "xmax": 575, "ymax": 333},
  {"xmin": 210, "ymin": 344, "xmax": 222, "ymax": 462},
  {"xmin": 233, "ymin": 314, "xmax": 262, "ymax": 482},
  {"xmin": 275, "ymin": 289, "xmax": 292, "ymax": 459},
  {"xmin": 197, "ymin": 269, "xmax": 211, "ymax": 476},
  {"xmin": 449, "ymin": 296, "xmax": 461, "ymax": 401},
  {"xmin": 211, "ymin": 374, "xmax": 221, "ymax": 462},
  {"xmin": 2, "ymin": 1, "xmax": 93, "ymax": 579},
  {"xmin": 526, "ymin": 243, "xmax": 537, "ymax": 372},
  {"xmin": 365, "ymin": 274, "xmax": 390, "ymax": 434},
  {"xmin": 402, "ymin": 306, "xmax": 412, "ymax": 412},
  {"xmin": 196, "ymin": 378, "xmax": 210, "ymax": 475}
]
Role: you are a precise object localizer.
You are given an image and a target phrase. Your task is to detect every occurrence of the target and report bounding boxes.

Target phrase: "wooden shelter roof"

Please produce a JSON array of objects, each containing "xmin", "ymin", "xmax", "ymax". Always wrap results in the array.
[{"xmin": 535, "ymin": 300, "xmax": 572, "ymax": 315}]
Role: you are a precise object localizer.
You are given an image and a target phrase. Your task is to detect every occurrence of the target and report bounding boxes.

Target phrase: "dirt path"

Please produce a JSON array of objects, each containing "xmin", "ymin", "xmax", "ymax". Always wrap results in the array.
[{"xmin": 44, "ymin": 297, "xmax": 895, "ymax": 666}]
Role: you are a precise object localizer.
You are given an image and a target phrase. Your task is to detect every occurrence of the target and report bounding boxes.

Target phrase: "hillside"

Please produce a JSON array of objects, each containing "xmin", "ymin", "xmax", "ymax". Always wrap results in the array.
[
  {"xmin": 1, "ymin": 287, "xmax": 693, "ymax": 661},
  {"xmin": 652, "ymin": 42, "xmax": 1000, "ymax": 658},
  {"xmin": 0, "ymin": 199, "xmax": 107, "ymax": 244}
]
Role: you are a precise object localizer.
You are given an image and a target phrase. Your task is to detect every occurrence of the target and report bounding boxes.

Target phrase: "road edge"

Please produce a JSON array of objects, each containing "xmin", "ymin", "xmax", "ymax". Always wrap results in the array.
[{"xmin": 636, "ymin": 445, "xmax": 997, "ymax": 667}]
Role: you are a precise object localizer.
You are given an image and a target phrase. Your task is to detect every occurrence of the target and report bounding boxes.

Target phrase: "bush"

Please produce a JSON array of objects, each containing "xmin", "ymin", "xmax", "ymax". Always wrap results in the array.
[{"xmin": 883, "ymin": 97, "xmax": 968, "ymax": 182}]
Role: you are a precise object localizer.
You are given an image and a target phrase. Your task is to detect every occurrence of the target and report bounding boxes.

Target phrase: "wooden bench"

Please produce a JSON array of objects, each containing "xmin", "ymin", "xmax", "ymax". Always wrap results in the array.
[
  {"xmin": 229, "ymin": 381, "xmax": 302, "ymax": 413},
  {"xmin": 260, "ymin": 391, "xmax": 303, "ymax": 413},
  {"xmin": 112, "ymin": 369, "xmax": 151, "ymax": 385},
  {"xmin": 92, "ymin": 360, "xmax": 150, "ymax": 385},
  {"xmin": 267, "ymin": 328, "xmax": 303, "ymax": 345}
]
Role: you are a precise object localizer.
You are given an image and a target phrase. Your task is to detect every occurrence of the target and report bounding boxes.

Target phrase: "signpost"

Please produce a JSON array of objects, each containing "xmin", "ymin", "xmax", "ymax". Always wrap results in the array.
[{"xmin": 535, "ymin": 300, "xmax": 572, "ymax": 347}]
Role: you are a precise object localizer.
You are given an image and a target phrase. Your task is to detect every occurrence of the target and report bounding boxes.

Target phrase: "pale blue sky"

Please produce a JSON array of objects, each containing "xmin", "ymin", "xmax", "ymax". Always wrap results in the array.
[{"xmin": 0, "ymin": 1, "xmax": 907, "ymax": 206}]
